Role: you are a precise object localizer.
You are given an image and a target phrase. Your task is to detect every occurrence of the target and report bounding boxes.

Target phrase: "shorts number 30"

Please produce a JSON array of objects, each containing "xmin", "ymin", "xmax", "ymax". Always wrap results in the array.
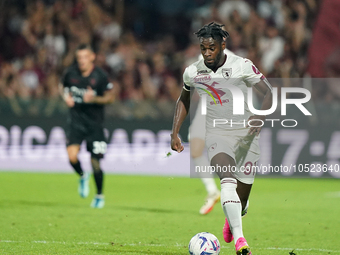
[{"xmin": 93, "ymin": 141, "xmax": 107, "ymax": 154}]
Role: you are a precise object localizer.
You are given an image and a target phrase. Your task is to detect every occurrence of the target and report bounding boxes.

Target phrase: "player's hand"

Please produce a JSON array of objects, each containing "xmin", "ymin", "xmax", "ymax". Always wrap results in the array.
[
  {"xmin": 247, "ymin": 115, "xmax": 264, "ymax": 136},
  {"xmin": 171, "ymin": 134, "xmax": 184, "ymax": 153},
  {"xmin": 83, "ymin": 86, "xmax": 95, "ymax": 103},
  {"xmin": 65, "ymin": 94, "xmax": 75, "ymax": 108}
]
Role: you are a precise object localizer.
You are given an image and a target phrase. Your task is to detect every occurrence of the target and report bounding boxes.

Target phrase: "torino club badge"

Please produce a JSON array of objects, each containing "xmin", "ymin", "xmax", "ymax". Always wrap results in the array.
[{"xmin": 222, "ymin": 68, "xmax": 232, "ymax": 80}]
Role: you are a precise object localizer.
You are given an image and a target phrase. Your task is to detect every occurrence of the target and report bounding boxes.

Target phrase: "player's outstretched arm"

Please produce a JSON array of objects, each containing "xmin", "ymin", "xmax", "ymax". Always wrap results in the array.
[
  {"xmin": 247, "ymin": 78, "xmax": 273, "ymax": 136},
  {"xmin": 83, "ymin": 86, "xmax": 115, "ymax": 104},
  {"xmin": 171, "ymin": 88, "xmax": 191, "ymax": 153}
]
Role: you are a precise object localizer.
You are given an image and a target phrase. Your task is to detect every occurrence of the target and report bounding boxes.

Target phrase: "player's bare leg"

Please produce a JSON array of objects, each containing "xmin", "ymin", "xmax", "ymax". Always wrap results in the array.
[
  {"xmin": 191, "ymin": 137, "xmax": 220, "ymax": 215},
  {"xmin": 67, "ymin": 144, "xmax": 90, "ymax": 198},
  {"xmin": 237, "ymin": 180, "xmax": 252, "ymax": 217},
  {"xmin": 67, "ymin": 144, "xmax": 82, "ymax": 175},
  {"xmin": 90, "ymin": 157, "xmax": 105, "ymax": 208},
  {"xmin": 212, "ymin": 152, "xmax": 251, "ymax": 255}
]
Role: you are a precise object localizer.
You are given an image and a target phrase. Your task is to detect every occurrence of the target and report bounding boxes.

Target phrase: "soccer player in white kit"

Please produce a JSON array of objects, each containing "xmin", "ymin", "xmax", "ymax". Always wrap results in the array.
[
  {"xmin": 171, "ymin": 22, "xmax": 273, "ymax": 255},
  {"xmin": 191, "ymin": 48, "xmax": 235, "ymax": 215}
]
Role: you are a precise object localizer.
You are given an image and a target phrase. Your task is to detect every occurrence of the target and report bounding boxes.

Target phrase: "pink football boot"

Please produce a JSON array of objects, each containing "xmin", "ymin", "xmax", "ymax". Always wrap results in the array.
[
  {"xmin": 235, "ymin": 237, "xmax": 252, "ymax": 255},
  {"xmin": 223, "ymin": 218, "xmax": 234, "ymax": 243}
]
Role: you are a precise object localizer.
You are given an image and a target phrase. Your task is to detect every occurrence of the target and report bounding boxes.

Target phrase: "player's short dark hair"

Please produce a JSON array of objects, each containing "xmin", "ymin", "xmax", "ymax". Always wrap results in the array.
[
  {"xmin": 195, "ymin": 22, "xmax": 230, "ymax": 42},
  {"xmin": 76, "ymin": 43, "xmax": 93, "ymax": 52}
]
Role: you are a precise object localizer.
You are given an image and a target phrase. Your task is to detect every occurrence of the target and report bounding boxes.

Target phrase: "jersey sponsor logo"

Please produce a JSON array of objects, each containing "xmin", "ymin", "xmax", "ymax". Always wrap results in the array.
[
  {"xmin": 197, "ymin": 69, "xmax": 209, "ymax": 75},
  {"xmin": 90, "ymin": 78, "xmax": 96, "ymax": 86},
  {"xmin": 194, "ymin": 75, "xmax": 211, "ymax": 83},
  {"xmin": 209, "ymin": 99, "xmax": 229, "ymax": 105},
  {"xmin": 70, "ymin": 86, "xmax": 98, "ymax": 95},
  {"xmin": 70, "ymin": 86, "xmax": 97, "ymax": 103},
  {"xmin": 196, "ymin": 81, "xmax": 224, "ymax": 106},
  {"xmin": 70, "ymin": 86, "xmax": 87, "ymax": 96},
  {"xmin": 222, "ymin": 68, "xmax": 232, "ymax": 80}
]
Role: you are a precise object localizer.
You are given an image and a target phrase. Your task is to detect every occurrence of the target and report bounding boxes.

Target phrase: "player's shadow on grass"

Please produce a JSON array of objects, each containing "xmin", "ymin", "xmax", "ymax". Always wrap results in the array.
[
  {"xmin": 0, "ymin": 199, "xmax": 78, "ymax": 208},
  {"xmin": 114, "ymin": 205, "xmax": 193, "ymax": 214}
]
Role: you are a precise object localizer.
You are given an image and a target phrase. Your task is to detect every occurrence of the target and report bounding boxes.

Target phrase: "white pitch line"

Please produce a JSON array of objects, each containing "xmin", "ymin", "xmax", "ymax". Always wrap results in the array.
[
  {"xmin": 1, "ymin": 240, "xmax": 340, "ymax": 253},
  {"xmin": 325, "ymin": 191, "xmax": 340, "ymax": 197},
  {"xmin": 255, "ymin": 247, "xmax": 340, "ymax": 253}
]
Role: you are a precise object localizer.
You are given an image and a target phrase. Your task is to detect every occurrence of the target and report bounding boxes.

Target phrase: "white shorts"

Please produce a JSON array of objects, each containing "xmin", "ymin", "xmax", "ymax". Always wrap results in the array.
[
  {"xmin": 205, "ymin": 131, "xmax": 260, "ymax": 184},
  {"xmin": 188, "ymin": 99, "xmax": 206, "ymax": 141}
]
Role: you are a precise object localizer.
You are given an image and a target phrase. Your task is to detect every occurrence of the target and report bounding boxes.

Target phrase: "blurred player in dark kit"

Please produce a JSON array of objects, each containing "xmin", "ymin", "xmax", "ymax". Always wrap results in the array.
[{"xmin": 60, "ymin": 44, "xmax": 114, "ymax": 208}]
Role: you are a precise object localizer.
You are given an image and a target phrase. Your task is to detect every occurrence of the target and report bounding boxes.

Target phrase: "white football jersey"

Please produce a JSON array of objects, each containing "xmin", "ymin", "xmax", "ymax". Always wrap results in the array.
[
  {"xmin": 189, "ymin": 49, "xmax": 235, "ymax": 139},
  {"xmin": 183, "ymin": 54, "xmax": 264, "ymax": 136}
]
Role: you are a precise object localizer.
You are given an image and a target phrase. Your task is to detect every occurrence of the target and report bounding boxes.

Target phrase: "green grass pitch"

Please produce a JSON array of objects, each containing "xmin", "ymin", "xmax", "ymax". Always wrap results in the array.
[{"xmin": 0, "ymin": 172, "xmax": 339, "ymax": 254}]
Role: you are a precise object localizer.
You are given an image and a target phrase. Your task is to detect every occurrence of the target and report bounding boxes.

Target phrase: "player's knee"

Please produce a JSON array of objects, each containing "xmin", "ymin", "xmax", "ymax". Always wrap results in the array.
[
  {"xmin": 217, "ymin": 171, "xmax": 234, "ymax": 180},
  {"xmin": 190, "ymin": 138, "xmax": 205, "ymax": 158},
  {"xmin": 67, "ymin": 146, "xmax": 80, "ymax": 164},
  {"xmin": 69, "ymin": 154, "xmax": 78, "ymax": 164},
  {"xmin": 191, "ymin": 147, "xmax": 203, "ymax": 158},
  {"xmin": 211, "ymin": 153, "xmax": 236, "ymax": 179},
  {"xmin": 214, "ymin": 164, "xmax": 235, "ymax": 179}
]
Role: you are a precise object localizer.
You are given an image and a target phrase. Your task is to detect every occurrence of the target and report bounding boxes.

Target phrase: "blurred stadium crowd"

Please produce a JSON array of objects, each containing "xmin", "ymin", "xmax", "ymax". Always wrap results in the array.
[{"xmin": 0, "ymin": 0, "xmax": 338, "ymax": 118}]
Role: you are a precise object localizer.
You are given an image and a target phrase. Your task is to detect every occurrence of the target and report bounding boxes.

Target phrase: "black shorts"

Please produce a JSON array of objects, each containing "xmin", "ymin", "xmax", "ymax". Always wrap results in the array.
[{"xmin": 66, "ymin": 124, "xmax": 107, "ymax": 159}]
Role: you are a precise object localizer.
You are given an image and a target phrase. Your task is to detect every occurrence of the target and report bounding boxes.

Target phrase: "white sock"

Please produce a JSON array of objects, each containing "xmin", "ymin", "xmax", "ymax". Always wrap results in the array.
[
  {"xmin": 193, "ymin": 155, "xmax": 218, "ymax": 195},
  {"xmin": 220, "ymin": 178, "xmax": 244, "ymax": 243}
]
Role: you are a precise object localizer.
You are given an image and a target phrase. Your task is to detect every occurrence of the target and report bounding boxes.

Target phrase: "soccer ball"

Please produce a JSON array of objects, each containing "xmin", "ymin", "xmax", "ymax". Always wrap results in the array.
[{"xmin": 188, "ymin": 232, "xmax": 220, "ymax": 255}]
